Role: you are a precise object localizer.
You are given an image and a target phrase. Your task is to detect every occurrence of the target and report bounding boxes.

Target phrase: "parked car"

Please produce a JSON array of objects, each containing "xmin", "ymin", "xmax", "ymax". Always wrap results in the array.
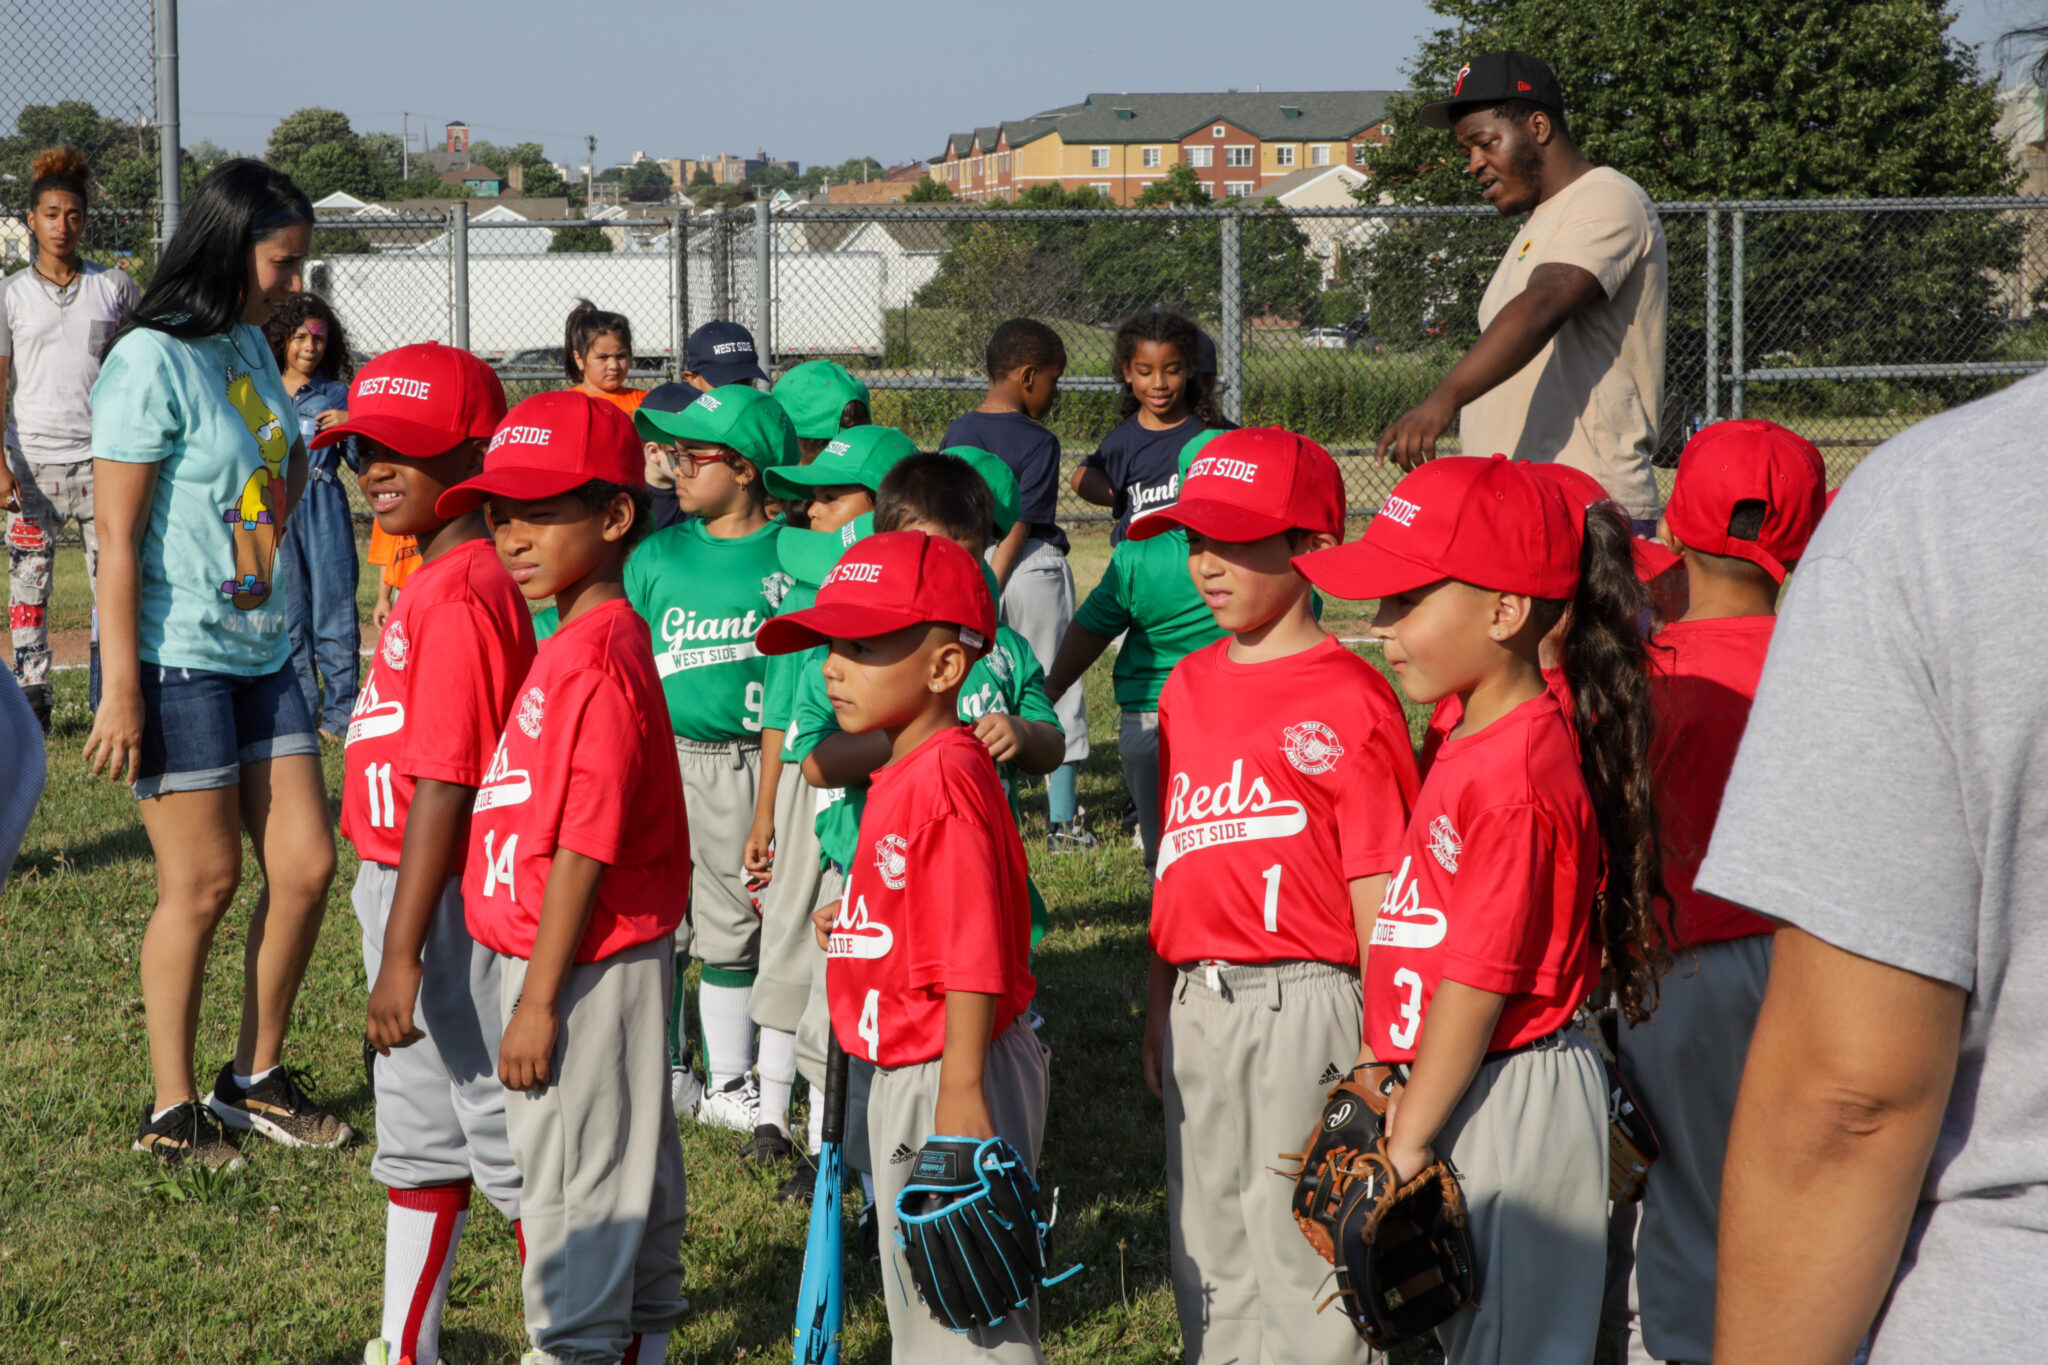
[{"xmin": 1301, "ymin": 327, "xmax": 1352, "ymax": 349}]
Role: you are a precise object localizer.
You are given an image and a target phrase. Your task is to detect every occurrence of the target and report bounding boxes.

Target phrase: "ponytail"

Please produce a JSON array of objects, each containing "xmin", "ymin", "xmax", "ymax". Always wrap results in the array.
[{"xmin": 1556, "ymin": 503, "xmax": 1673, "ymax": 1024}]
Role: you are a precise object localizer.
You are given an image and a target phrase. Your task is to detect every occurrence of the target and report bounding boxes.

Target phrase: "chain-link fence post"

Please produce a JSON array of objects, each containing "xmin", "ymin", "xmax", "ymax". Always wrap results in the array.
[
  {"xmin": 1219, "ymin": 207, "xmax": 1243, "ymax": 424},
  {"xmin": 451, "ymin": 201, "xmax": 469, "ymax": 351},
  {"xmin": 1705, "ymin": 207, "xmax": 1720, "ymax": 424},
  {"xmin": 671, "ymin": 210, "xmax": 688, "ymax": 380},
  {"xmin": 755, "ymin": 198, "xmax": 773, "ymax": 362},
  {"xmin": 151, "ymin": 0, "xmax": 180, "ymax": 246},
  {"xmin": 1730, "ymin": 207, "xmax": 1746, "ymax": 420}
]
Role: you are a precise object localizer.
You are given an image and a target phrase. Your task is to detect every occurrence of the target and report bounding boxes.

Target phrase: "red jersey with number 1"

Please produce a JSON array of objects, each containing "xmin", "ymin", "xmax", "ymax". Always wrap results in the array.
[
  {"xmin": 341, "ymin": 539, "xmax": 537, "ymax": 867},
  {"xmin": 1152, "ymin": 637, "xmax": 1417, "ymax": 966},
  {"xmin": 463, "ymin": 597, "xmax": 691, "ymax": 962},
  {"xmin": 1365, "ymin": 692, "xmax": 1599, "ymax": 1064},
  {"xmin": 827, "ymin": 725, "xmax": 1035, "ymax": 1069}
]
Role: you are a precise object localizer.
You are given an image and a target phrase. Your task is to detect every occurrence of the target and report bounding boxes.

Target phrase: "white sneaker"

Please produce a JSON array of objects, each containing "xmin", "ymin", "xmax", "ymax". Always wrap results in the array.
[
  {"xmin": 670, "ymin": 1065, "xmax": 705, "ymax": 1119},
  {"xmin": 696, "ymin": 1076, "xmax": 760, "ymax": 1134},
  {"xmin": 364, "ymin": 1339, "xmax": 442, "ymax": 1365}
]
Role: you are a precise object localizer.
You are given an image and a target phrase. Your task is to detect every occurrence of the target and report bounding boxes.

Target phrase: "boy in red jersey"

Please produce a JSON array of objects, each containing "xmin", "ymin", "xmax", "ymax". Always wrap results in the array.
[
  {"xmin": 319, "ymin": 343, "xmax": 531, "ymax": 1365},
  {"xmin": 1620, "ymin": 419, "xmax": 1824, "ymax": 1365},
  {"xmin": 756, "ymin": 530, "xmax": 1046, "ymax": 1364},
  {"xmin": 438, "ymin": 390, "xmax": 690, "ymax": 1365},
  {"xmin": 1123, "ymin": 427, "xmax": 1419, "ymax": 1365}
]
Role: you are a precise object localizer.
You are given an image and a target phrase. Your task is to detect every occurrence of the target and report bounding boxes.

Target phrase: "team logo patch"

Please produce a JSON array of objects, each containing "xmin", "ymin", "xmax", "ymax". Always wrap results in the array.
[
  {"xmin": 380, "ymin": 619, "xmax": 410, "ymax": 671},
  {"xmin": 1452, "ymin": 63, "xmax": 1472, "ymax": 97},
  {"xmin": 874, "ymin": 833, "xmax": 908, "ymax": 890},
  {"xmin": 1319, "ymin": 1062, "xmax": 1344, "ymax": 1086},
  {"xmin": 1518, "ymin": 238, "xmax": 1534, "ymax": 260},
  {"xmin": 1281, "ymin": 721, "xmax": 1344, "ymax": 775},
  {"xmin": 694, "ymin": 393, "xmax": 723, "ymax": 411},
  {"xmin": 761, "ymin": 570, "xmax": 795, "ymax": 610},
  {"xmin": 1428, "ymin": 815, "xmax": 1462, "ymax": 873},
  {"xmin": 516, "ymin": 686, "xmax": 546, "ymax": 738}
]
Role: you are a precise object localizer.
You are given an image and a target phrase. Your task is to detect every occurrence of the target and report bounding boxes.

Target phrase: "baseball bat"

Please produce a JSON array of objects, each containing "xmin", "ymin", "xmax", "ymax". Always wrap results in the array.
[{"xmin": 793, "ymin": 1034, "xmax": 849, "ymax": 1363}]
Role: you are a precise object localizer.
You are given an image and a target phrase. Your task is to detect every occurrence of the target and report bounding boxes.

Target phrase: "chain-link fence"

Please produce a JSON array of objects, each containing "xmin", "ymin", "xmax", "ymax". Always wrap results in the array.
[{"xmin": 307, "ymin": 196, "xmax": 2048, "ymax": 518}]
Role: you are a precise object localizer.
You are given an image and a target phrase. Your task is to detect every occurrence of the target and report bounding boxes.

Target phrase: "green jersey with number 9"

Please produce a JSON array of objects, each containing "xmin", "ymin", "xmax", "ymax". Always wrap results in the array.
[{"xmin": 625, "ymin": 518, "xmax": 792, "ymax": 741}]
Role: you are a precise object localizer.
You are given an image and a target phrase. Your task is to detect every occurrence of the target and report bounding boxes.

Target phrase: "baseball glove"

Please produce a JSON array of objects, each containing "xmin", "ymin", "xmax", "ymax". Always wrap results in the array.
[
  {"xmin": 1282, "ymin": 1061, "xmax": 1401, "ymax": 1261},
  {"xmin": 1327, "ymin": 1139, "xmax": 1477, "ymax": 1350},
  {"xmin": 1577, "ymin": 1009, "xmax": 1661, "ymax": 1203},
  {"xmin": 894, "ymin": 1135, "xmax": 1075, "ymax": 1332}
]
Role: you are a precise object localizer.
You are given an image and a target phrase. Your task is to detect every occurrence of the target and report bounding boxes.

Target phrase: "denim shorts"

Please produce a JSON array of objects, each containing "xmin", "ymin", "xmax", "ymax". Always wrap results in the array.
[{"xmin": 134, "ymin": 662, "xmax": 320, "ymax": 799}]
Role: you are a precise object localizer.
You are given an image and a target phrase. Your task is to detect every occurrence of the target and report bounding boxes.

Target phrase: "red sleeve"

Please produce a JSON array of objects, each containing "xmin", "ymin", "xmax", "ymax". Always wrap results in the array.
[
  {"xmin": 1440, "ymin": 804, "xmax": 1555, "ymax": 995},
  {"xmin": 1335, "ymin": 707, "xmax": 1416, "ymax": 881},
  {"xmin": 396, "ymin": 601, "xmax": 511, "ymax": 788},
  {"xmin": 1154, "ymin": 680, "xmax": 1176, "ymax": 847},
  {"xmin": 904, "ymin": 813, "xmax": 1010, "ymax": 996},
  {"xmin": 556, "ymin": 670, "xmax": 645, "ymax": 865}
]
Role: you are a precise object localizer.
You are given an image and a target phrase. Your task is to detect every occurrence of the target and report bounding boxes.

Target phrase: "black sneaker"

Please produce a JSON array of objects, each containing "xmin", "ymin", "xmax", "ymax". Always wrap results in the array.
[
  {"xmin": 774, "ymin": 1153, "xmax": 818, "ymax": 1204},
  {"xmin": 24, "ymin": 684, "xmax": 52, "ymax": 735},
  {"xmin": 1046, "ymin": 820, "xmax": 1098, "ymax": 854},
  {"xmin": 206, "ymin": 1062, "xmax": 354, "ymax": 1149},
  {"xmin": 857, "ymin": 1201, "xmax": 880, "ymax": 1263},
  {"xmin": 133, "ymin": 1099, "xmax": 245, "ymax": 1170},
  {"xmin": 739, "ymin": 1122, "xmax": 793, "ymax": 1166}
]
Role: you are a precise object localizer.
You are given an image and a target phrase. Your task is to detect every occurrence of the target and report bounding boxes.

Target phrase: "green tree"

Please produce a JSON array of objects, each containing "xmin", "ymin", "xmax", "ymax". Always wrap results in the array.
[
  {"xmin": 292, "ymin": 140, "xmax": 387, "ymax": 201},
  {"xmin": 620, "ymin": 161, "xmax": 672, "ymax": 201},
  {"xmin": 549, "ymin": 222, "xmax": 612, "ymax": 253},
  {"xmin": 360, "ymin": 131, "xmax": 406, "ymax": 181},
  {"xmin": 1360, "ymin": 0, "xmax": 2022, "ymax": 429},
  {"xmin": 690, "ymin": 168, "xmax": 715, "ymax": 188},
  {"xmin": 266, "ymin": 108, "xmax": 358, "ymax": 179},
  {"xmin": 905, "ymin": 175, "xmax": 954, "ymax": 203}
]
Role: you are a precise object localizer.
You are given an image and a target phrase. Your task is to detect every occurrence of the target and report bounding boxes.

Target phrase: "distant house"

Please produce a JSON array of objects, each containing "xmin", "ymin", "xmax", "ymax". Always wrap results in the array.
[
  {"xmin": 790, "ymin": 209, "xmax": 948, "ymax": 309},
  {"xmin": 824, "ymin": 162, "xmax": 931, "ymax": 205},
  {"xmin": 312, "ymin": 192, "xmax": 575, "ymax": 252},
  {"xmin": 1256, "ymin": 162, "xmax": 1377, "ymax": 284},
  {"xmin": 418, "ymin": 121, "xmax": 501, "ymax": 197}
]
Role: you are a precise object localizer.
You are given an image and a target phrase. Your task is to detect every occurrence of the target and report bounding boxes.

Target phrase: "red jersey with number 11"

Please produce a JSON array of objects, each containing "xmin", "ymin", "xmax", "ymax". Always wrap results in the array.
[
  {"xmin": 340, "ymin": 539, "xmax": 537, "ymax": 867},
  {"xmin": 1152, "ymin": 637, "xmax": 1417, "ymax": 966},
  {"xmin": 827, "ymin": 726, "xmax": 1035, "ymax": 1070},
  {"xmin": 1365, "ymin": 692, "xmax": 1599, "ymax": 1064}
]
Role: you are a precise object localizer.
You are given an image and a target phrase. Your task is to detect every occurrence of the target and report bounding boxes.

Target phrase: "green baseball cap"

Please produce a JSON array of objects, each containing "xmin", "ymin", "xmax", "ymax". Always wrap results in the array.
[
  {"xmin": 777, "ymin": 511, "xmax": 875, "ymax": 587},
  {"xmin": 1178, "ymin": 427, "xmax": 1225, "ymax": 484},
  {"xmin": 772, "ymin": 360, "xmax": 872, "ymax": 440},
  {"xmin": 765, "ymin": 425, "xmax": 917, "ymax": 502},
  {"xmin": 940, "ymin": 445, "xmax": 1021, "ymax": 537},
  {"xmin": 635, "ymin": 383, "xmax": 799, "ymax": 472}
]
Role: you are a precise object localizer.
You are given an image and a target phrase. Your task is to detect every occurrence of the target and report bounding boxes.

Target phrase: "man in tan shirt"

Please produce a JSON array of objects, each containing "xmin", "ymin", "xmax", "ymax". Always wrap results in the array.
[{"xmin": 1378, "ymin": 51, "xmax": 1667, "ymax": 525}]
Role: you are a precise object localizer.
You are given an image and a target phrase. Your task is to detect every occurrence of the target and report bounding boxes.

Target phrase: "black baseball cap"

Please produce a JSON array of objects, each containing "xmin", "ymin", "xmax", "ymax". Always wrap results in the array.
[
  {"xmin": 1417, "ymin": 51, "xmax": 1565, "ymax": 130},
  {"xmin": 684, "ymin": 320, "xmax": 768, "ymax": 386},
  {"xmin": 638, "ymin": 381, "xmax": 701, "ymax": 417}
]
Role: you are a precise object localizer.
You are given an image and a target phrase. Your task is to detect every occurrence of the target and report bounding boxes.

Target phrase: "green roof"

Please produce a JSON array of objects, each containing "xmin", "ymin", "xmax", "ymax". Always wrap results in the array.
[{"xmin": 941, "ymin": 90, "xmax": 1401, "ymax": 159}]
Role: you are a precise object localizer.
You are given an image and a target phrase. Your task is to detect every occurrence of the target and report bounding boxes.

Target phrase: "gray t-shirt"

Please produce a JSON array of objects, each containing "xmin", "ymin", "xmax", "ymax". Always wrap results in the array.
[
  {"xmin": 1698, "ymin": 371, "xmax": 2048, "ymax": 1362},
  {"xmin": 0, "ymin": 261, "xmax": 140, "ymax": 463}
]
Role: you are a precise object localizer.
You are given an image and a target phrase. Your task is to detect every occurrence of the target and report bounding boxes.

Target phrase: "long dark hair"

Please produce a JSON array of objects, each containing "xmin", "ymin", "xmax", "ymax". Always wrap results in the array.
[
  {"xmin": 113, "ymin": 159, "xmax": 312, "ymax": 347},
  {"xmin": 1541, "ymin": 503, "xmax": 1673, "ymax": 1025},
  {"xmin": 27, "ymin": 146, "xmax": 91, "ymax": 218},
  {"xmin": 1111, "ymin": 307, "xmax": 1225, "ymax": 426},
  {"xmin": 263, "ymin": 292, "xmax": 353, "ymax": 382},
  {"xmin": 564, "ymin": 299, "xmax": 632, "ymax": 381}
]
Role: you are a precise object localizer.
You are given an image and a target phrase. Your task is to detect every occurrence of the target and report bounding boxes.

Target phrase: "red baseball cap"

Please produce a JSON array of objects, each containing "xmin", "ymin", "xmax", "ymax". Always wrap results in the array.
[
  {"xmin": 1664, "ymin": 419, "xmax": 1825, "ymax": 583},
  {"xmin": 1523, "ymin": 459, "xmax": 1675, "ymax": 580},
  {"xmin": 1127, "ymin": 426, "xmax": 1346, "ymax": 543},
  {"xmin": 434, "ymin": 390, "xmax": 644, "ymax": 517},
  {"xmin": 755, "ymin": 531, "xmax": 997, "ymax": 656},
  {"xmin": 310, "ymin": 342, "xmax": 506, "ymax": 458},
  {"xmin": 1294, "ymin": 454, "xmax": 1579, "ymax": 600}
]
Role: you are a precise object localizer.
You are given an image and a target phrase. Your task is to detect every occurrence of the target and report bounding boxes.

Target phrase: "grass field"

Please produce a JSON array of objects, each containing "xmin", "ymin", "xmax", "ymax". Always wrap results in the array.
[{"xmin": 0, "ymin": 525, "xmax": 1481, "ymax": 1363}]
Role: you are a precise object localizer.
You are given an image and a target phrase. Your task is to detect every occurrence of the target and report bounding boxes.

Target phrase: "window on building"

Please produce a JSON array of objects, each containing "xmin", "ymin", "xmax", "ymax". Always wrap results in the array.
[
  {"xmin": 1142, "ymin": 146, "xmax": 1161, "ymax": 168},
  {"xmin": 1276, "ymin": 146, "xmax": 1296, "ymax": 167},
  {"xmin": 1187, "ymin": 145, "xmax": 1213, "ymax": 168},
  {"xmin": 1225, "ymin": 146, "xmax": 1254, "ymax": 168},
  {"xmin": 1205, "ymin": 180, "xmax": 1220, "ymax": 198},
  {"xmin": 1212, "ymin": 125, "xmax": 1226, "ymax": 138},
  {"xmin": 1091, "ymin": 182, "xmax": 1112, "ymax": 196},
  {"xmin": 1224, "ymin": 180, "xmax": 1254, "ymax": 198},
  {"xmin": 1311, "ymin": 144, "xmax": 1330, "ymax": 166},
  {"xmin": 1354, "ymin": 143, "xmax": 1370, "ymax": 166},
  {"xmin": 999, "ymin": 152, "xmax": 1010, "ymax": 174},
  {"xmin": 1091, "ymin": 146, "xmax": 1110, "ymax": 169}
]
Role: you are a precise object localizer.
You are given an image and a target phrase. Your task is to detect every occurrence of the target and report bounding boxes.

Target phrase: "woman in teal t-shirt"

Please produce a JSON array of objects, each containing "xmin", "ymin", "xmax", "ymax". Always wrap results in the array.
[{"xmin": 83, "ymin": 160, "xmax": 349, "ymax": 1170}]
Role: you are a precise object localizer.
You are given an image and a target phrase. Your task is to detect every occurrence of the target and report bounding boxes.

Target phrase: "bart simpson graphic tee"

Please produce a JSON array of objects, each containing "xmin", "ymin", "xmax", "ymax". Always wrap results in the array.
[{"xmin": 92, "ymin": 325, "xmax": 299, "ymax": 675}]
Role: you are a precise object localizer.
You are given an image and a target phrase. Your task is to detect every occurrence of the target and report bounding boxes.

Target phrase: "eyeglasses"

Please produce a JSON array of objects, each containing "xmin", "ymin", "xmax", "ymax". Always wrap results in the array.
[{"xmin": 667, "ymin": 447, "xmax": 733, "ymax": 476}]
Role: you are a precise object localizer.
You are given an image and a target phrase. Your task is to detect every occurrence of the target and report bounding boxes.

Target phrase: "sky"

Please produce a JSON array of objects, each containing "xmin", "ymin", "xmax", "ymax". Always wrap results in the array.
[{"xmin": 172, "ymin": 0, "xmax": 2045, "ymax": 175}]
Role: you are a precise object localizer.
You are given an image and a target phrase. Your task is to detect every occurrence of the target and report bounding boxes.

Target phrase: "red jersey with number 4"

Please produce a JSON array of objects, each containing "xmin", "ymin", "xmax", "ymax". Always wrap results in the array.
[
  {"xmin": 827, "ymin": 725, "xmax": 1035, "ymax": 1069},
  {"xmin": 1152, "ymin": 637, "xmax": 1418, "ymax": 966},
  {"xmin": 1366, "ymin": 692, "xmax": 1599, "ymax": 1064},
  {"xmin": 341, "ymin": 539, "xmax": 537, "ymax": 867},
  {"xmin": 1649, "ymin": 616, "xmax": 1777, "ymax": 945},
  {"xmin": 463, "ymin": 597, "xmax": 690, "ymax": 962}
]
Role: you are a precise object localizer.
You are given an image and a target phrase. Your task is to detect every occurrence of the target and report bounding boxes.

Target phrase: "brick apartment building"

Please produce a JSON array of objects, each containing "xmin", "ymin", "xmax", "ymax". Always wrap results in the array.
[
  {"xmin": 822, "ymin": 162, "xmax": 931, "ymax": 204},
  {"xmin": 936, "ymin": 90, "xmax": 1399, "ymax": 205}
]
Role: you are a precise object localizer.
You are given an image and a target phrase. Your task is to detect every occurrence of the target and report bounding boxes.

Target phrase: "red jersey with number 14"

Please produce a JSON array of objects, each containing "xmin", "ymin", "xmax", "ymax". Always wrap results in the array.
[
  {"xmin": 463, "ymin": 597, "xmax": 690, "ymax": 962},
  {"xmin": 1365, "ymin": 692, "xmax": 1599, "ymax": 1064},
  {"xmin": 1152, "ymin": 637, "xmax": 1417, "ymax": 966},
  {"xmin": 827, "ymin": 726, "xmax": 1035, "ymax": 1070},
  {"xmin": 341, "ymin": 539, "xmax": 537, "ymax": 867}
]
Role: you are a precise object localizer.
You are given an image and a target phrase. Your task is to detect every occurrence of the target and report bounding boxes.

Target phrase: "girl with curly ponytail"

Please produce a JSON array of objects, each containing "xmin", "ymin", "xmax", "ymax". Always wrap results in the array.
[{"xmin": 1295, "ymin": 453, "xmax": 1669, "ymax": 1365}]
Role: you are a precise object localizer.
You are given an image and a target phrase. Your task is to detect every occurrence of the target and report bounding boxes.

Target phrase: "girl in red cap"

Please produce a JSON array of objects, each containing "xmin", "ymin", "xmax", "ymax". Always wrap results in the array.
[{"xmin": 1296, "ymin": 454, "xmax": 1671, "ymax": 1365}]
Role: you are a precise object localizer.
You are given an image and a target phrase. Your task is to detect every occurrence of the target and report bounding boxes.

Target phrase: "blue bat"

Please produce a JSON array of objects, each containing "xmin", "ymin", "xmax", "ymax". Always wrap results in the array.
[{"xmin": 793, "ymin": 1035, "xmax": 848, "ymax": 1363}]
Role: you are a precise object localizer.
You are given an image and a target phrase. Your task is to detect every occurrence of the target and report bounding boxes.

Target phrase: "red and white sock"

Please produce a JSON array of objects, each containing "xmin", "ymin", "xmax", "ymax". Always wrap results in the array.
[
  {"xmin": 620, "ymin": 1330, "xmax": 670, "ymax": 1364},
  {"xmin": 381, "ymin": 1181, "xmax": 471, "ymax": 1365}
]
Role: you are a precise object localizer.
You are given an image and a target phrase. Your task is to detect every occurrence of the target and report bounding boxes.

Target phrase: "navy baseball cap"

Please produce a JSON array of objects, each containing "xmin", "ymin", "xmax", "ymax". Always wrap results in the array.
[
  {"xmin": 685, "ymin": 320, "xmax": 768, "ymax": 387},
  {"xmin": 638, "ymin": 381, "xmax": 701, "ymax": 419},
  {"xmin": 1418, "ymin": 51, "xmax": 1566, "ymax": 130}
]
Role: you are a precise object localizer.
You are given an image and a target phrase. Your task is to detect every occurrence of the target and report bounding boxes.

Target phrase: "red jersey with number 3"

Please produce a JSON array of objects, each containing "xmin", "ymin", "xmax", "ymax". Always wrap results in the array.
[
  {"xmin": 341, "ymin": 539, "xmax": 537, "ymax": 867},
  {"xmin": 463, "ymin": 597, "xmax": 691, "ymax": 962},
  {"xmin": 827, "ymin": 726, "xmax": 1035, "ymax": 1069},
  {"xmin": 1365, "ymin": 692, "xmax": 1599, "ymax": 1064},
  {"xmin": 1152, "ymin": 637, "xmax": 1418, "ymax": 966},
  {"xmin": 1649, "ymin": 616, "xmax": 1777, "ymax": 945}
]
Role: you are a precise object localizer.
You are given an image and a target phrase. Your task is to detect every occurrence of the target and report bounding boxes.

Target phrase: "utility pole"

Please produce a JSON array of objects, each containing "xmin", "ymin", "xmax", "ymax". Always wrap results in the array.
[
  {"xmin": 153, "ymin": 0, "xmax": 181, "ymax": 247},
  {"xmin": 586, "ymin": 134, "xmax": 597, "ymax": 208},
  {"xmin": 402, "ymin": 111, "xmax": 409, "ymax": 181}
]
